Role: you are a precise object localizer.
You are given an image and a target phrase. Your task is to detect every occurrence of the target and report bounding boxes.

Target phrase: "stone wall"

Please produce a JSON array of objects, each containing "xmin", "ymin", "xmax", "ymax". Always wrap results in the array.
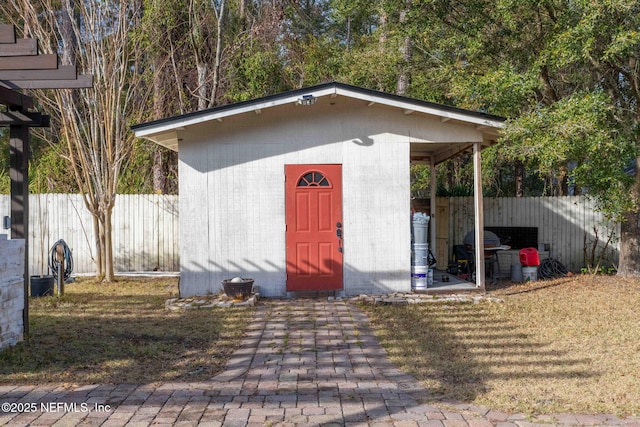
[{"xmin": 0, "ymin": 234, "xmax": 24, "ymax": 351}]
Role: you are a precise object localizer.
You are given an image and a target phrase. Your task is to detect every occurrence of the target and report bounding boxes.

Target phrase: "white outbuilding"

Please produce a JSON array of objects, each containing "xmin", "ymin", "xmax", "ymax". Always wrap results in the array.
[{"xmin": 132, "ymin": 82, "xmax": 504, "ymax": 297}]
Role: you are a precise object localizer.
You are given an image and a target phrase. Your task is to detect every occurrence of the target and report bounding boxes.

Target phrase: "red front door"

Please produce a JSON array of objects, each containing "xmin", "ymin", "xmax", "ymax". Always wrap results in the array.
[{"xmin": 285, "ymin": 164, "xmax": 343, "ymax": 291}]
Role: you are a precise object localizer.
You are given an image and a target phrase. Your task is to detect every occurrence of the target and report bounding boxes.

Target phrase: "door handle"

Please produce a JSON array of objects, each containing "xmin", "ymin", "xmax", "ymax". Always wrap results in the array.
[{"xmin": 336, "ymin": 222, "xmax": 343, "ymax": 253}]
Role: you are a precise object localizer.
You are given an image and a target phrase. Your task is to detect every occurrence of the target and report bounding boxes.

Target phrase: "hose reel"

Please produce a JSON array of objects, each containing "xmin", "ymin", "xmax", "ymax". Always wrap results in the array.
[{"xmin": 48, "ymin": 239, "xmax": 74, "ymax": 295}]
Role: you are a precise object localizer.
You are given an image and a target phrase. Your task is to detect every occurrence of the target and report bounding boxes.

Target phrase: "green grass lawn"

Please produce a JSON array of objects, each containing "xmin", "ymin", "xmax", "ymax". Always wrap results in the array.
[{"xmin": 0, "ymin": 276, "xmax": 254, "ymax": 384}]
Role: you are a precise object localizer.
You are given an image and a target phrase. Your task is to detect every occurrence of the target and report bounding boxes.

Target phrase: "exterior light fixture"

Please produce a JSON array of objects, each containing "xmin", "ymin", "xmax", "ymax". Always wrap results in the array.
[{"xmin": 297, "ymin": 94, "xmax": 317, "ymax": 105}]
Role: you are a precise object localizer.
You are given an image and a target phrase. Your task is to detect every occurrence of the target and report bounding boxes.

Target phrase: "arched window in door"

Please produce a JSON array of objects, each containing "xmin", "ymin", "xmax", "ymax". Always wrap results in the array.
[{"xmin": 297, "ymin": 171, "xmax": 331, "ymax": 187}]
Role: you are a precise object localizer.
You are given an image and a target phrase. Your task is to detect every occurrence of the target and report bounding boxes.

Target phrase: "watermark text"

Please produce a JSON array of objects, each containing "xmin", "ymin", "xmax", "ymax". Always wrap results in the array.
[{"xmin": 1, "ymin": 401, "xmax": 112, "ymax": 414}]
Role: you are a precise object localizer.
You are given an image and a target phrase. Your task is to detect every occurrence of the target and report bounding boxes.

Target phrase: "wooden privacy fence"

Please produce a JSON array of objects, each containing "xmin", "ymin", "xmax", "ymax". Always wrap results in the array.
[
  {"xmin": 443, "ymin": 196, "xmax": 619, "ymax": 273},
  {"xmin": 0, "ymin": 194, "xmax": 179, "ymax": 276},
  {"xmin": 0, "ymin": 194, "xmax": 618, "ymax": 276}
]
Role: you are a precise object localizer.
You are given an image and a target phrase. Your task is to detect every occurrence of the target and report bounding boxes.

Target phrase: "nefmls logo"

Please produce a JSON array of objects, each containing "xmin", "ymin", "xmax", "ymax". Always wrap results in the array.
[
  {"xmin": 41, "ymin": 402, "xmax": 90, "ymax": 412},
  {"xmin": 39, "ymin": 402, "xmax": 111, "ymax": 413}
]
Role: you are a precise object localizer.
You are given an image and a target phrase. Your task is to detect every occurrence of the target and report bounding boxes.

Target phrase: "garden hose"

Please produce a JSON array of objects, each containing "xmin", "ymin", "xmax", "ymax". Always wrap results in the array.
[
  {"xmin": 48, "ymin": 239, "xmax": 74, "ymax": 281},
  {"xmin": 538, "ymin": 258, "xmax": 568, "ymax": 279}
]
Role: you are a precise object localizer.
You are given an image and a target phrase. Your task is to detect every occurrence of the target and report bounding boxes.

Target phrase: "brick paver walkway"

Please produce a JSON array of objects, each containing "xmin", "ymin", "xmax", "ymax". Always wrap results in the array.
[{"xmin": 1, "ymin": 299, "xmax": 639, "ymax": 426}]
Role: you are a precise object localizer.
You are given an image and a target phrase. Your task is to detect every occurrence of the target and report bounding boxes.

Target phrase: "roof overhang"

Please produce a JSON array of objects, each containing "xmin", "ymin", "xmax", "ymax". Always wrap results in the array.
[{"xmin": 132, "ymin": 82, "xmax": 505, "ymax": 160}]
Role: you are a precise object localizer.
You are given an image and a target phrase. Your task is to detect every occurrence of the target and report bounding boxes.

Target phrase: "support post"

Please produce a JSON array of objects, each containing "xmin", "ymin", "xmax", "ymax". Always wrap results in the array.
[
  {"xmin": 56, "ymin": 243, "xmax": 65, "ymax": 296},
  {"xmin": 473, "ymin": 142, "xmax": 485, "ymax": 289},
  {"xmin": 429, "ymin": 155, "xmax": 437, "ymax": 266},
  {"xmin": 9, "ymin": 124, "xmax": 30, "ymax": 334}
]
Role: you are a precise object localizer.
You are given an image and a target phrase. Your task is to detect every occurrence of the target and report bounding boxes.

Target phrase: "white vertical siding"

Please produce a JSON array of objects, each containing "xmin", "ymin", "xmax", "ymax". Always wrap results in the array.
[
  {"xmin": 342, "ymin": 133, "xmax": 411, "ymax": 295},
  {"xmin": 181, "ymin": 106, "xmax": 347, "ymax": 297},
  {"xmin": 178, "ymin": 141, "xmax": 212, "ymax": 295},
  {"xmin": 178, "ymin": 101, "xmax": 415, "ymax": 297},
  {"xmin": 202, "ymin": 140, "xmax": 290, "ymax": 297}
]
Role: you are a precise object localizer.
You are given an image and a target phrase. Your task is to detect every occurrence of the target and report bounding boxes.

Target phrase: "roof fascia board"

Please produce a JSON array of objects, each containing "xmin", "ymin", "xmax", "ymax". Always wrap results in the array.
[
  {"xmin": 134, "ymin": 86, "xmax": 338, "ymax": 139},
  {"xmin": 133, "ymin": 82, "xmax": 505, "ymax": 140},
  {"xmin": 333, "ymin": 86, "xmax": 505, "ymax": 129}
]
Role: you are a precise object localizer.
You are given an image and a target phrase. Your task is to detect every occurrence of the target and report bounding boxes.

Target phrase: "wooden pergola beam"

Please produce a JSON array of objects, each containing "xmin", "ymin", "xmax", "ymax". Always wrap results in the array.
[
  {"xmin": 0, "ymin": 24, "xmax": 16, "ymax": 44},
  {"xmin": 1, "ymin": 73, "xmax": 93, "ymax": 89},
  {"xmin": 0, "ymin": 53, "xmax": 58, "ymax": 70},
  {"xmin": 0, "ymin": 86, "xmax": 34, "ymax": 109},
  {"xmin": 0, "ymin": 110, "xmax": 49, "ymax": 126},
  {"xmin": 0, "ymin": 65, "xmax": 76, "ymax": 81},
  {"xmin": 0, "ymin": 39, "xmax": 38, "ymax": 56}
]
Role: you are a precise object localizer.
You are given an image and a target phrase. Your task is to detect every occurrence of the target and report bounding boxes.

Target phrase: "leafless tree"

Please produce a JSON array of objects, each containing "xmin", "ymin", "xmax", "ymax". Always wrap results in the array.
[
  {"xmin": 1, "ymin": 0, "xmax": 148, "ymax": 281},
  {"xmin": 188, "ymin": 0, "xmax": 227, "ymax": 110}
]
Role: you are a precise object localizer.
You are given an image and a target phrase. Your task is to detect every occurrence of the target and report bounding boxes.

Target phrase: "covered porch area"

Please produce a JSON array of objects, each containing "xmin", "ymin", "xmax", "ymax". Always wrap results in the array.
[
  {"xmin": 409, "ymin": 130, "xmax": 502, "ymax": 293},
  {"xmin": 414, "ymin": 270, "xmax": 481, "ymax": 293}
]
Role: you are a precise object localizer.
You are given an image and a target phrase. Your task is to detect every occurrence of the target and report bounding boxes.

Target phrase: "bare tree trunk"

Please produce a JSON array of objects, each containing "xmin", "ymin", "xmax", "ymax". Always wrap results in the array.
[
  {"xmin": 618, "ymin": 212, "xmax": 640, "ymax": 276},
  {"xmin": 378, "ymin": 9, "xmax": 387, "ymax": 46},
  {"xmin": 59, "ymin": 0, "xmax": 76, "ymax": 66},
  {"xmin": 617, "ymin": 155, "xmax": 640, "ymax": 276},
  {"xmin": 189, "ymin": 0, "xmax": 225, "ymax": 110},
  {"xmin": 397, "ymin": 36, "xmax": 411, "ymax": 95},
  {"xmin": 377, "ymin": 7, "xmax": 388, "ymax": 92},
  {"xmin": 558, "ymin": 165, "xmax": 568, "ymax": 196},
  {"xmin": 168, "ymin": 39, "xmax": 187, "ymax": 114},
  {"xmin": 152, "ymin": 55, "xmax": 168, "ymax": 193},
  {"xmin": 209, "ymin": 0, "xmax": 226, "ymax": 108},
  {"xmin": 346, "ymin": 16, "xmax": 351, "ymax": 51},
  {"xmin": 447, "ymin": 160, "xmax": 455, "ymax": 190},
  {"xmin": 153, "ymin": 148, "xmax": 167, "ymax": 193},
  {"xmin": 515, "ymin": 159, "xmax": 524, "ymax": 197},
  {"xmin": 153, "ymin": 56, "xmax": 165, "ymax": 120},
  {"xmin": 397, "ymin": 3, "xmax": 412, "ymax": 96},
  {"xmin": 188, "ymin": 0, "xmax": 207, "ymax": 110},
  {"xmin": 104, "ymin": 210, "xmax": 114, "ymax": 281},
  {"xmin": 196, "ymin": 62, "xmax": 208, "ymax": 110},
  {"xmin": 93, "ymin": 215, "xmax": 104, "ymax": 278}
]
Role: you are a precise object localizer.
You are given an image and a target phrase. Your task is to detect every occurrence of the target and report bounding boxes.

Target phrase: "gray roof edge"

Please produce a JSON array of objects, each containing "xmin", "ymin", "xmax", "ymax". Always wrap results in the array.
[{"xmin": 131, "ymin": 81, "xmax": 506, "ymax": 134}]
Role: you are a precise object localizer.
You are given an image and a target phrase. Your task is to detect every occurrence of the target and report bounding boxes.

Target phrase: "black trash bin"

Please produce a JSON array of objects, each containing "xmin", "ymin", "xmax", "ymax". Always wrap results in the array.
[{"xmin": 30, "ymin": 275, "xmax": 55, "ymax": 297}]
